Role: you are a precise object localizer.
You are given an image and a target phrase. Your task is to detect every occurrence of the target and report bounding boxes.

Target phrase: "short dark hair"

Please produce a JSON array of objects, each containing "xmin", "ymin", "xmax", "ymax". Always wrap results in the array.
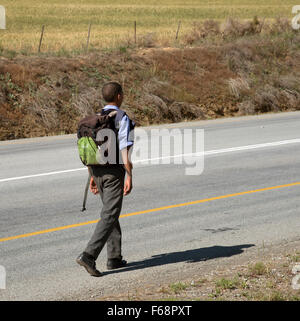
[{"xmin": 102, "ymin": 82, "xmax": 123, "ymax": 103}]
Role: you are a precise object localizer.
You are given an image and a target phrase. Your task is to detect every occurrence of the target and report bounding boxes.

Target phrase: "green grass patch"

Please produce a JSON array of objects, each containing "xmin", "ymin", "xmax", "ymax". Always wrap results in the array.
[
  {"xmin": 248, "ymin": 262, "xmax": 268, "ymax": 276},
  {"xmin": 215, "ymin": 277, "xmax": 240, "ymax": 290},
  {"xmin": 169, "ymin": 282, "xmax": 188, "ymax": 294}
]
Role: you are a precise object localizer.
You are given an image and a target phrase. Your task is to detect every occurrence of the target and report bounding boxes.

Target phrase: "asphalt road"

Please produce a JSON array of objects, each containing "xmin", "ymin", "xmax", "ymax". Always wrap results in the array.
[{"xmin": 0, "ymin": 111, "xmax": 300, "ymax": 300}]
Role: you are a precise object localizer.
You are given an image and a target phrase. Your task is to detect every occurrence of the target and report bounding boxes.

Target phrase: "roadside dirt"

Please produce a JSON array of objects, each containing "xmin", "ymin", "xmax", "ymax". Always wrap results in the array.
[
  {"xmin": 1, "ymin": 24, "xmax": 300, "ymax": 141},
  {"xmin": 93, "ymin": 238, "xmax": 300, "ymax": 301}
]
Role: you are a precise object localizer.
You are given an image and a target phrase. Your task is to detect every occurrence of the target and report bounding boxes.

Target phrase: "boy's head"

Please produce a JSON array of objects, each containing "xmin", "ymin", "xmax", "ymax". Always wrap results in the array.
[{"xmin": 102, "ymin": 82, "xmax": 123, "ymax": 107}]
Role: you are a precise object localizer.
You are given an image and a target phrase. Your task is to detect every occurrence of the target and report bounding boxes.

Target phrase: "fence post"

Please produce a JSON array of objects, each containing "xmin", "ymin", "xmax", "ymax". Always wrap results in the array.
[
  {"xmin": 86, "ymin": 23, "xmax": 92, "ymax": 52},
  {"xmin": 134, "ymin": 21, "xmax": 137, "ymax": 44},
  {"xmin": 175, "ymin": 21, "xmax": 181, "ymax": 40},
  {"xmin": 38, "ymin": 25, "xmax": 45, "ymax": 53}
]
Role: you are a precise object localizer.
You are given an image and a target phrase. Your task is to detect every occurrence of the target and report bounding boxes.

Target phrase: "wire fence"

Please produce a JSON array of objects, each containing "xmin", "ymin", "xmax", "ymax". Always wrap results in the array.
[{"xmin": 34, "ymin": 20, "xmax": 182, "ymax": 53}]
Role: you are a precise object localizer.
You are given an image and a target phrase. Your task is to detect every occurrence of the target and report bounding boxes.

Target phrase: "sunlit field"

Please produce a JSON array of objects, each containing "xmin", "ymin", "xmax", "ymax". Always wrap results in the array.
[{"xmin": 0, "ymin": 0, "xmax": 296, "ymax": 53}]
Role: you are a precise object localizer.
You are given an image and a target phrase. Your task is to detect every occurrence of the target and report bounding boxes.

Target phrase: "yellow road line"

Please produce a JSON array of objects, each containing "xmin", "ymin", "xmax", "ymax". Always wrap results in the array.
[{"xmin": 1, "ymin": 181, "xmax": 300, "ymax": 243}]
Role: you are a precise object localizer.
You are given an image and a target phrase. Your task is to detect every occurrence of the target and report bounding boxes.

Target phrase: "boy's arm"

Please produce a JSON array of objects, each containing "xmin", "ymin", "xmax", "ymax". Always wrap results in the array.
[
  {"xmin": 121, "ymin": 146, "xmax": 133, "ymax": 196},
  {"xmin": 118, "ymin": 113, "xmax": 134, "ymax": 196}
]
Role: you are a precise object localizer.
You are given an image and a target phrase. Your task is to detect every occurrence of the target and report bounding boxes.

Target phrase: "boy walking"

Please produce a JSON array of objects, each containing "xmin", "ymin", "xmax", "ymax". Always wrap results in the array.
[{"xmin": 76, "ymin": 82, "xmax": 134, "ymax": 277}]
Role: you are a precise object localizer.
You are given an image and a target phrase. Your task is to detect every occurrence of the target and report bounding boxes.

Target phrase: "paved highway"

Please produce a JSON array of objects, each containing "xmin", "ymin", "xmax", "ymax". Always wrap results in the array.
[{"xmin": 0, "ymin": 111, "xmax": 300, "ymax": 300}]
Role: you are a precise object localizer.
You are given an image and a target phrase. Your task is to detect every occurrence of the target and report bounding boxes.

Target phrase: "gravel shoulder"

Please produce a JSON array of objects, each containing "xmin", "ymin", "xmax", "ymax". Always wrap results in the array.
[{"xmin": 83, "ymin": 237, "xmax": 300, "ymax": 301}]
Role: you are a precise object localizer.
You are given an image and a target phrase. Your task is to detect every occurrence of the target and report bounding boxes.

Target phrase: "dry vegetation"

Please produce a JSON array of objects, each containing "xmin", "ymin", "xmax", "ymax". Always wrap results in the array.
[{"xmin": 1, "ymin": 17, "xmax": 300, "ymax": 140}]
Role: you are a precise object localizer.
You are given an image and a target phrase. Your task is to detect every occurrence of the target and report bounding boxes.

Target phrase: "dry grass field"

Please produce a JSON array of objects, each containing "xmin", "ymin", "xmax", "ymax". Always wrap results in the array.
[{"xmin": 0, "ymin": 0, "xmax": 297, "ymax": 53}]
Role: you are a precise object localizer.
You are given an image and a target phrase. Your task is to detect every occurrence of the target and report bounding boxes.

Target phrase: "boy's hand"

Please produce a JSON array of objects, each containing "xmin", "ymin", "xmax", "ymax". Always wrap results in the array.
[
  {"xmin": 123, "ymin": 175, "xmax": 132, "ymax": 196},
  {"xmin": 90, "ymin": 176, "xmax": 99, "ymax": 195}
]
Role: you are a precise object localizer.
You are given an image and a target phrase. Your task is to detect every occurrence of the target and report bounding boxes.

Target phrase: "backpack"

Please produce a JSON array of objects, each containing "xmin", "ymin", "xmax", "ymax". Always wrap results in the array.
[
  {"xmin": 77, "ymin": 108, "xmax": 126, "ymax": 166},
  {"xmin": 77, "ymin": 108, "xmax": 126, "ymax": 212}
]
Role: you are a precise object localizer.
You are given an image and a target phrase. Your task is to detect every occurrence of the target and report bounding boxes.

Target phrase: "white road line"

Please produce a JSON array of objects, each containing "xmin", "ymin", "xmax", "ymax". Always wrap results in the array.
[
  {"xmin": 0, "ymin": 168, "xmax": 86, "ymax": 183},
  {"xmin": 1, "ymin": 138, "xmax": 300, "ymax": 183}
]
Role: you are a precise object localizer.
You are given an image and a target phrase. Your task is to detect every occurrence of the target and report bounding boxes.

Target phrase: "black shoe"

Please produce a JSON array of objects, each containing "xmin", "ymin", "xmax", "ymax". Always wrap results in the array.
[
  {"xmin": 76, "ymin": 252, "xmax": 102, "ymax": 277},
  {"xmin": 107, "ymin": 258, "xmax": 127, "ymax": 270}
]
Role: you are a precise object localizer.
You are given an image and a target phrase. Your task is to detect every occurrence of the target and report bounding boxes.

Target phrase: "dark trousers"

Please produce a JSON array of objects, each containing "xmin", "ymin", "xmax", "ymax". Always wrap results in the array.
[{"xmin": 84, "ymin": 165, "xmax": 125, "ymax": 261}]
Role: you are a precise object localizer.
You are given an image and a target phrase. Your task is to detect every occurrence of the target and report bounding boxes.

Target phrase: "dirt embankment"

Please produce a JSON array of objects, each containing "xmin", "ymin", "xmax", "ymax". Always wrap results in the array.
[{"xmin": 1, "ymin": 18, "xmax": 300, "ymax": 141}]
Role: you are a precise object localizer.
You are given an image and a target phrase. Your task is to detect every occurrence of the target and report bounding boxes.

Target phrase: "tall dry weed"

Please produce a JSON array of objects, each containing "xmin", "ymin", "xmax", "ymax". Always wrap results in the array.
[
  {"xmin": 227, "ymin": 77, "xmax": 251, "ymax": 98},
  {"xmin": 221, "ymin": 17, "xmax": 263, "ymax": 38},
  {"xmin": 71, "ymin": 87, "xmax": 103, "ymax": 117},
  {"xmin": 27, "ymin": 86, "xmax": 58, "ymax": 130},
  {"xmin": 184, "ymin": 20, "xmax": 220, "ymax": 44}
]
